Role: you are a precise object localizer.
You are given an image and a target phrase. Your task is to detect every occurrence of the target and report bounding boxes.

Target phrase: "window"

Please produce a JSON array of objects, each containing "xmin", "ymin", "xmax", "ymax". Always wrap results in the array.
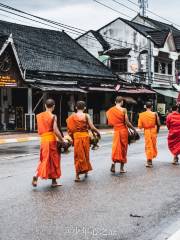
[
  {"xmin": 154, "ymin": 61, "xmax": 159, "ymax": 73},
  {"xmin": 111, "ymin": 59, "xmax": 128, "ymax": 73},
  {"xmin": 168, "ymin": 63, "xmax": 172, "ymax": 75},
  {"xmin": 160, "ymin": 62, "xmax": 166, "ymax": 74},
  {"xmin": 176, "ymin": 60, "xmax": 180, "ymax": 71}
]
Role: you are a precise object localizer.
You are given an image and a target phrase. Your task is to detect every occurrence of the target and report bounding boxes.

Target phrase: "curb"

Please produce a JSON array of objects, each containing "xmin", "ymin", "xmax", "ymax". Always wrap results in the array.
[
  {"xmin": 0, "ymin": 137, "xmax": 39, "ymax": 145},
  {"xmin": 0, "ymin": 132, "xmax": 113, "ymax": 145},
  {"xmin": 0, "ymin": 128, "xmax": 168, "ymax": 145}
]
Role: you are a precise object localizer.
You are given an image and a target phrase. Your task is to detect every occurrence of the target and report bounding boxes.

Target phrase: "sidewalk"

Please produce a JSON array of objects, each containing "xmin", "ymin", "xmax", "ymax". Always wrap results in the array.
[{"xmin": 0, "ymin": 127, "xmax": 167, "ymax": 145}]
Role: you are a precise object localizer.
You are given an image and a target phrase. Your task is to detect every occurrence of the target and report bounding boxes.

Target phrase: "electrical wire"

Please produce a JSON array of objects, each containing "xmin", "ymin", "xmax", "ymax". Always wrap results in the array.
[
  {"xmin": 0, "ymin": 4, "xmax": 150, "ymax": 52},
  {"xmin": 93, "ymin": 0, "xmax": 132, "ymax": 19}
]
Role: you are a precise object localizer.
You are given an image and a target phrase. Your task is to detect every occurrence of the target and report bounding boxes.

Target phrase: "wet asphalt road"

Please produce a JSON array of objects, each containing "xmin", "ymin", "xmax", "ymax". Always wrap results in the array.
[{"xmin": 0, "ymin": 131, "xmax": 180, "ymax": 240}]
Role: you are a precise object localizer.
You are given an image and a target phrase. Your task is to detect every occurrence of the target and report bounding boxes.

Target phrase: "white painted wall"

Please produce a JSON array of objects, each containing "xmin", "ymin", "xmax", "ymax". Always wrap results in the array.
[
  {"xmin": 99, "ymin": 19, "xmax": 149, "ymax": 73},
  {"xmin": 77, "ymin": 32, "xmax": 104, "ymax": 58}
]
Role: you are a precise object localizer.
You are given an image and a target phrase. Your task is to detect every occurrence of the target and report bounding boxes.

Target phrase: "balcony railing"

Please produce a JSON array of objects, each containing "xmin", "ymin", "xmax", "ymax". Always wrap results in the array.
[
  {"xmin": 117, "ymin": 72, "xmax": 174, "ymax": 85},
  {"xmin": 154, "ymin": 73, "xmax": 173, "ymax": 85},
  {"xmin": 117, "ymin": 72, "xmax": 148, "ymax": 84}
]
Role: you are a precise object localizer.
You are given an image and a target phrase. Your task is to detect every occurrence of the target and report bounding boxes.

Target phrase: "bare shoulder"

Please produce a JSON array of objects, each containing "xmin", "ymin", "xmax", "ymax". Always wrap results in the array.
[
  {"xmin": 52, "ymin": 114, "xmax": 57, "ymax": 120},
  {"xmin": 85, "ymin": 113, "xmax": 91, "ymax": 119},
  {"xmin": 122, "ymin": 108, "xmax": 127, "ymax": 114}
]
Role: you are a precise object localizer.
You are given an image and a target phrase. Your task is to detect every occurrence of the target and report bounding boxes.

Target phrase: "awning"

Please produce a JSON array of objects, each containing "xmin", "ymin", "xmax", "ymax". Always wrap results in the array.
[
  {"xmin": 88, "ymin": 87, "xmax": 115, "ymax": 92},
  {"xmin": 118, "ymin": 89, "xmax": 155, "ymax": 94},
  {"xmin": 98, "ymin": 55, "xmax": 110, "ymax": 63},
  {"xmin": 173, "ymin": 84, "xmax": 180, "ymax": 92},
  {"xmin": 88, "ymin": 87, "xmax": 155, "ymax": 94},
  {"xmin": 31, "ymin": 84, "xmax": 87, "ymax": 93},
  {"xmin": 154, "ymin": 89, "xmax": 179, "ymax": 98}
]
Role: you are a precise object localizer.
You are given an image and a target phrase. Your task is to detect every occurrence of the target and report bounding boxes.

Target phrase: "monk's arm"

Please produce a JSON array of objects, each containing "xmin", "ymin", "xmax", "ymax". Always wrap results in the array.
[
  {"xmin": 138, "ymin": 116, "xmax": 143, "ymax": 129},
  {"xmin": 53, "ymin": 115, "xmax": 64, "ymax": 142},
  {"xmin": 86, "ymin": 114, "xmax": 101, "ymax": 138},
  {"xmin": 166, "ymin": 115, "xmax": 170, "ymax": 129},
  {"xmin": 155, "ymin": 113, "xmax": 161, "ymax": 126},
  {"xmin": 124, "ymin": 109, "xmax": 137, "ymax": 132}
]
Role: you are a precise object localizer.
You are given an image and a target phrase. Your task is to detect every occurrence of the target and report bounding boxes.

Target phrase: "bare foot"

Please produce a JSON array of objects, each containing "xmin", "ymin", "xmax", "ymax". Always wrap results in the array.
[
  {"xmin": 32, "ymin": 176, "xmax": 38, "ymax": 187},
  {"xmin": 120, "ymin": 169, "xmax": 127, "ymax": 173},
  {"xmin": 75, "ymin": 175, "xmax": 81, "ymax": 182},
  {"xmin": 51, "ymin": 179, "xmax": 62, "ymax": 187},
  {"xmin": 110, "ymin": 163, "xmax": 115, "ymax": 173}
]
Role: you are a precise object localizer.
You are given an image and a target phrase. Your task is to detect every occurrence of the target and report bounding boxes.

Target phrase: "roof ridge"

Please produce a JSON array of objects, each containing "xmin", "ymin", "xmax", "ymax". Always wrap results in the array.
[
  {"xmin": 0, "ymin": 19, "xmax": 63, "ymax": 35},
  {"xmin": 139, "ymin": 15, "xmax": 179, "ymax": 30}
]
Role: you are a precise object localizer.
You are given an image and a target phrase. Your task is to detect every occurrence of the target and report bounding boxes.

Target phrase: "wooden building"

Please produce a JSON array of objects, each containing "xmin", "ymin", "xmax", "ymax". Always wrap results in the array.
[{"xmin": 0, "ymin": 20, "xmax": 116, "ymax": 131}]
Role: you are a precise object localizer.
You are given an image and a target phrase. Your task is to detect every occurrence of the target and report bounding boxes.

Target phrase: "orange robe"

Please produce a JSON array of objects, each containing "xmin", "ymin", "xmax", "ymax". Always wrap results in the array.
[
  {"xmin": 166, "ymin": 112, "xmax": 180, "ymax": 156},
  {"xmin": 106, "ymin": 106, "xmax": 128, "ymax": 163},
  {"xmin": 138, "ymin": 111, "xmax": 157, "ymax": 160},
  {"xmin": 36, "ymin": 111, "xmax": 61, "ymax": 179},
  {"xmin": 66, "ymin": 113, "xmax": 92, "ymax": 174}
]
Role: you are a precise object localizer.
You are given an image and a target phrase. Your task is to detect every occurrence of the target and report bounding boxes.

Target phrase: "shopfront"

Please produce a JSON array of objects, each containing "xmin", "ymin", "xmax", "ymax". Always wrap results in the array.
[{"xmin": 0, "ymin": 86, "xmax": 28, "ymax": 132}]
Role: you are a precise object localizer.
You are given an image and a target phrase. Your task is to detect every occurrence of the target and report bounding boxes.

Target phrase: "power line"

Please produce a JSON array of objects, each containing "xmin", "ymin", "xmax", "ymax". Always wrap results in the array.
[
  {"xmin": 93, "ymin": 0, "xmax": 132, "ymax": 19},
  {"xmin": 0, "ymin": 8, "xmax": 86, "ymax": 38},
  {"xmin": 0, "ymin": 3, "xmax": 148, "ymax": 52},
  {"xmin": 0, "ymin": 2, "xmax": 152, "ymax": 58},
  {"xmin": 93, "ymin": 0, "xmax": 180, "ymax": 40},
  {"xmin": 110, "ymin": 0, "xmax": 138, "ymax": 14},
  {"xmin": 120, "ymin": 0, "xmax": 180, "ymax": 29},
  {"xmin": 0, "ymin": 12, "xmax": 38, "ymax": 26},
  {"xmin": 0, "ymin": 3, "xmax": 85, "ymax": 34}
]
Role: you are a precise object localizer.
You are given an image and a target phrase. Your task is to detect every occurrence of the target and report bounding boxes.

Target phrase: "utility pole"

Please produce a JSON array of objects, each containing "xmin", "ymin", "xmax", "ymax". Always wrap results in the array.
[
  {"xmin": 147, "ymin": 35, "xmax": 152, "ymax": 85},
  {"xmin": 138, "ymin": 0, "xmax": 148, "ymax": 17}
]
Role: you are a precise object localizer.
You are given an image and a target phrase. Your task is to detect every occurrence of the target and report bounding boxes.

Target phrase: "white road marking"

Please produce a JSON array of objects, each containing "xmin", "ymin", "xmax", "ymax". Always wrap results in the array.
[
  {"xmin": 0, "ymin": 153, "xmax": 39, "ymax": 161},
  {"xmin": 167, "ymin": 229, "xmax": 180, "ymax": 240}
]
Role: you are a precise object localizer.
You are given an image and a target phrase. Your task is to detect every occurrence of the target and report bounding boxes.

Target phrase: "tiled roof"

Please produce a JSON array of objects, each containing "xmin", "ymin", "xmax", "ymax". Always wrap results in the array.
[
  {"xmin": 121, "ymin": 19, "xmax": 169, "ymax": 47},
  {"xmin": 174, "ymin": 36, "xmax": 180, "ymax": 51},
  {"xmin": 140, "ymin": 16, "xmax": 179, "ymax": 32},
  {"xmin": 0, "ymin": 34, "xmax": 9, "ymax": 50},
  {"xmin": 133, "ymin": 15, "xmax": 180, "ymax": 50},
  {"xmin": 146, "ymin": 30, "xmax": 169, "ymax": 47},
  {"xmin": 0, "ymin": 20, "xmax": 114, "ymax": 79}
]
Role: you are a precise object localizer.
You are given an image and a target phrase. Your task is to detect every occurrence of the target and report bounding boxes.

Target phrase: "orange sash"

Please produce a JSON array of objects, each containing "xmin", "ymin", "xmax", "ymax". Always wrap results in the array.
[{"xmin": 40, "ymin": 132, "xmax": 57, "ymax": 143}]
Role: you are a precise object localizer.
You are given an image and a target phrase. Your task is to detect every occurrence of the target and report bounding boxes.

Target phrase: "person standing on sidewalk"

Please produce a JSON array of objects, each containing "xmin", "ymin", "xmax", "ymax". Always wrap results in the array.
[
  {"xmin": 106, "ymin": 96, "xmax": 137, "ymax": 174},
  {"xmin": 66, "ymin": 101, "xmax": 100, "ymax": 182},
  {"xmin": 166, "ymin": 105, "xmax": 180, "ymax": 165},
  {"xmin": 138, "ymin": 101, "xmax": 161, "ymax": 168},
  {"xmin": 32, "ymin": 99, "xmax": 64, "ymax": 187}
]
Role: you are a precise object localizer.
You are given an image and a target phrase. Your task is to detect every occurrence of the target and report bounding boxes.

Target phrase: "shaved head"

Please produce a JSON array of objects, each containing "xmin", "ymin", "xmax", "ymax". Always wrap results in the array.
[
  {"xmin": 76, "ymin": 101, "xmax": 86, "ymax": 110},
  {"xmin": 146, "ymin": 101, "xmax": 152, "ymax": 109},
  {"xmin": 45, "ymin": 98, "xmax": 55, "ymax": 109},
  {"xmin": 115, "ymin": 96, "xmax": 124, "ymax": 104}
]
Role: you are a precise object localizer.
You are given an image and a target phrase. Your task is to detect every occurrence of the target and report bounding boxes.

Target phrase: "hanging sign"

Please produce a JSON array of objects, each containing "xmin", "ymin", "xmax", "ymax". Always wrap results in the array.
[{"xmin": 0, "ymin": 75, "xmax": 17, "ymax": 87}]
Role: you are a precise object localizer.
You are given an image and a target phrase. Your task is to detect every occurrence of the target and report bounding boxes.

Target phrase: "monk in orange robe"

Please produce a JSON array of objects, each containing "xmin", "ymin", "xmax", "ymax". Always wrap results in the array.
[
  {"xmin": 138, "ymin": 101, "xmax": 160, "ymax": 167},
  {"xmin": 32, "ymin": 99, "xmax": 64, "ymax": 187},
  {"xmin": 166, "ymin": 105, "xmax": 180, "ymax": 164},
  {"xmin": 106, "ymin": 96, "xmax": 137, "ymax": 173},
  {"xmin": 66, "ymin": 101, "xmax": 100, "ymax": 182}
]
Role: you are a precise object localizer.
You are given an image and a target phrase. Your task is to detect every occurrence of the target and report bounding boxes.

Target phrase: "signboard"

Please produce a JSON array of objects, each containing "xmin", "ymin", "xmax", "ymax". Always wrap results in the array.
[
  {"xmin": 0, "ymin": 75, "xmax": 17, "ymax": 87},
  {"xmin": 130, "ymin": 64, "xmax": 138, "ymax": 73},
  {"xmin": 157, "ymin": 103, "xmax": 166, "ymax": 115}
]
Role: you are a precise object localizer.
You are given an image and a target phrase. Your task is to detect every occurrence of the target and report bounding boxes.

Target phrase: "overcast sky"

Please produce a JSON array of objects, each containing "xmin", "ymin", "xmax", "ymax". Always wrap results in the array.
[{"xmin": 0, "ymin": 0, "xmax": 179, "ymax": 38}]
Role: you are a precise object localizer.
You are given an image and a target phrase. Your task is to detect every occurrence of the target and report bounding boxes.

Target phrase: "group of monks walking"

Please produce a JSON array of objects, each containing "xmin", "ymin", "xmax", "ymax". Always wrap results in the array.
[{"xmin": 32, "ymin": 96, "xmax": 180, "ymax": 187}]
